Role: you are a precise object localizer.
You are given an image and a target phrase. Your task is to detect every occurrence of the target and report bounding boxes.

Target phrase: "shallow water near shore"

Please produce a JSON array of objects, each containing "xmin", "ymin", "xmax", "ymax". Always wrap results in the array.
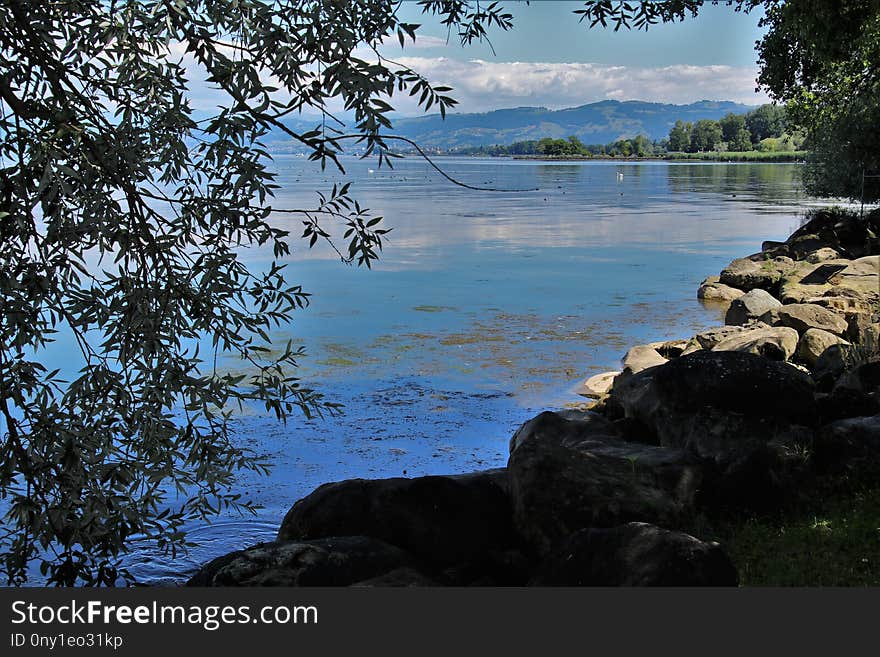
[{"xmin": 41, "ymin": 157, "xmax": 824, "ymax": 584}]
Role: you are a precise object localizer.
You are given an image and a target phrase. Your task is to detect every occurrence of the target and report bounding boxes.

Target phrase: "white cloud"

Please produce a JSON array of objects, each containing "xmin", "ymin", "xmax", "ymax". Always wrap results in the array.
[
  {"xmin": 379, "ymin": 57, "xmax": 769, "ymax": 115},
  {"xmin": 169, "ymin": 35, "xmax": 768, "ymax": 118}
]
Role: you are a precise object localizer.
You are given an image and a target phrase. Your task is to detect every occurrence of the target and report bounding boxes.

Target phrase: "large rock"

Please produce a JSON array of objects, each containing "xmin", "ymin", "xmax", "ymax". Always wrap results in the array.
[
  {"xmin": 725, "ymin": 289, "xmax": 782, "ymax": 326},
  {"xmin": 712, "ymin": 326, "xmax": 799, "ymax": 361},
  {"xmin": 277, "ymin": 470, "xmax": 516, "ymax": 572},
  {"xmin": 769, "ymin": 303, "xmax": 849, "ymax": 336},
  {"xmin": 621, "ymin": 344, "xmax": 667, "ymax": 374},
  {"xmin": 187, "ymin": 536, "xmax": 419, "ymax": 586},
  {"xmin": 845, "ymin": 313, "xmax": 880, "ymax": 346},
  {"xmin": 507, "ymin": 411, "xmax": 702, "ymax": 554},
  {"xmin": 806, "ymin": 247, "xmax": 843, "ymax": 264},
  {"xmin": 719, "ymin": 255, "xmax": 795, "ymax": 292},
  {"xmin": 698, "ymin": 276, "xmax": 745, "ymax": 303},
  {"xmin": 693, "ymin": 325, "xmax": 748, "ymax": 349},
  {"xmin": 351, "ymin": 567, "xmax": 438, "ymax": 587},
  {"xmin": 785, "ymin": 208, "xmax": 878, "ymax": 259},
  {"xmin": 649, "ymin": 350, "xmax": 816, "ymax": 425},
  {"xmin": 813, "ymin": 415, "xmax": 880, "ymax": 479},
  {"xmin": 805, "ymin": 292, "xmax": 875, "ymax": 315},
  {"xmin": 778, "ymin": 259, "xmax": 880, "ymax": 304},
  {"xmin": 797, "ymin": 328, "xmax": 850, "ymax": 368},
  {"xmin": 607, "ymin": 351, "xmax": 817, "ymax": 507},
  {"xmin": 530, "ymin": 523, "xmax": 738, "ymax": 586},
  {"xmin": 576, "ymin": 371, "xmax": 620, "ymax": 399},
  {"xmin": 835, "ymin": 360, "xmax": 880, "ymax": 396},
  {"xmin": 812, "ymin": 344, "xmax": 855, "ymax": 390}
]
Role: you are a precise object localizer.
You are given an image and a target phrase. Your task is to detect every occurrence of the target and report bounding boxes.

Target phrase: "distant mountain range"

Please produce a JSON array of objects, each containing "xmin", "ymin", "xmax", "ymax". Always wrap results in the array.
[{"xmin": 265, "ymin": 100, "xmax": 757, "ymax": 152}]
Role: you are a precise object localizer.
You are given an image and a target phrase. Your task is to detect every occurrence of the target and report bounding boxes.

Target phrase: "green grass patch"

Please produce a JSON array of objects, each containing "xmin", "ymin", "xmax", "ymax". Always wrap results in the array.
[{"xmin": 701, "ymin": 486, "xmax": 880, "ymax": 586}]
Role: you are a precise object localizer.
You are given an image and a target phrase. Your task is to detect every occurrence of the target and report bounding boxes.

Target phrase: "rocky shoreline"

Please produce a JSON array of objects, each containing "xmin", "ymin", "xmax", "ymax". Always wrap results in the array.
[{"xmin": 188, "ymin": 208, "xmax": 880, "ymax": 587}]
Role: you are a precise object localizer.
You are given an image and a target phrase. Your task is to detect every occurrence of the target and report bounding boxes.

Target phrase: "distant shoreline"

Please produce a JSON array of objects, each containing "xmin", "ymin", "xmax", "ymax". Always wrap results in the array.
[{"xmin": 432, "ymin": 152, "xmax": 808, "ymax": 163}]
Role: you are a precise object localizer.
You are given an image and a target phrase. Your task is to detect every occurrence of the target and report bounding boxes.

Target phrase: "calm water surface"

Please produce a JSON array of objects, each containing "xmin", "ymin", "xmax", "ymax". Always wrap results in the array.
[{"xmin": 95, "ymin": 158, "xmax": 823, "ymax": 582}]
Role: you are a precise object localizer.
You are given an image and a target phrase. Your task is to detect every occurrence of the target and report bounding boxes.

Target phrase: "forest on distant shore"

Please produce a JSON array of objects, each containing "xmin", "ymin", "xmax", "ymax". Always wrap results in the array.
[{"xmin": 447, "ymin": 104, "xmax": 802, "ymax": 159}]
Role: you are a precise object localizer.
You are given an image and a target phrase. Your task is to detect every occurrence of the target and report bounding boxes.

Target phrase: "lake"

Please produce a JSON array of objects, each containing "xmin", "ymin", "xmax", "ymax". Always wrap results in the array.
[{"xmin": 116, "ymin": 157, "xmax": 817, "ymax": 582}]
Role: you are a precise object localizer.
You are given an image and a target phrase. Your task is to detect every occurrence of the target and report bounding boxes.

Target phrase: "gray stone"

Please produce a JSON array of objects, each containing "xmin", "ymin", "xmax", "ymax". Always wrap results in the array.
[
  {"xmin": 796, "ymin": 328, "xmax": 849, "ymax": 368},
  {"xmin": 621, "ymin": 344, "xmax": 668, "ymax": 374},
  {"xmin": 806, "ymin": 247, "xmax": 842, "ymax": 264},
  {"xmin": 770, "ymin": 303, "xmax": 849, "ymax": 336},
  {"xmin": 698, "ymin": 276, "xmax": 745, "ymax": 303},
  {"xmin": 576, "ymin": 371, "xmax": 620, "ymax": 399},
  {"xmin": 712, "ymin": 326, "xmax": 799, "ymax": 361},
  {"xmin": 693, "ymin": 325, "xmax": 748, "ymax": 349},
  {"xmin": 719, "ymin": 255, "xmax": 795, "ymax": 291},
  {"xmin": 778, "ymin": 259, "xmax": 880, "ymax": 304},
  {"xmin": 725, "ymin": 289, "xmax": 783, "ymax": 326},
  {"xmin": 680, "ymin": 338, "xmax": 703, "ymax": 355}
]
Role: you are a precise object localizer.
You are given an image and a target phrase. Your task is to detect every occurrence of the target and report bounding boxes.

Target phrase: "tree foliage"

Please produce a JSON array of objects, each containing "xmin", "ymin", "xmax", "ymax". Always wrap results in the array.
[
  {"xmin": 0, "ymin": 0, "xmax": 514, "ymax": 585},
  {"xmin": 756, "ymin": 0, "xmax": 880, "ymax": 202},
  {"xmin": 577, "ymin": 0, "xmax": 880, "ymax": 202}
]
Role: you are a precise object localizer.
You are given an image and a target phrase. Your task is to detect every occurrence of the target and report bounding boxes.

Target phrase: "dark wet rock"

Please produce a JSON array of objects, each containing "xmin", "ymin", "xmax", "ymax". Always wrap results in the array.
[
  {"xmin": 796, "ymin": 328, "xmax": 849, "ymax": 368},
  {"xmin": 836, "ymin": 361, "xmax": 880, "ymax": 396},
  {"xmin": 187, "ymin": 536, "xmax": 418, "ymax": 586},
  {"xmin": 761, "ymin": 240, "xmax": 789, "ymax": 257},
  {"xmin": 650, "ymin": 350, "xmax": 816, "ymax": 424},
  {"xmin": 813, "ymin": 415, "xmax": 880, "ymax": 479},
  {"xmin": 712, "ymin": 326, "xmax": 799, "ymax": 361},
  {"xmin": 816, "ymin": 388, "xmax": 880, "ymax": 424},
  {"xmin": 510, "ymin": 409, "xmax": 618, "ymax": 453},
  {"xmin": 277, "ymin": 469, "xmax": 516, "ymax": 572},
  {"xmin": 725, "ymin": 289, "xmax": 782, "ymax": 326},
  {"xmin": 351, "ymin": 567, "xmax": 438, "ymax": 587},
  {"xmin": 507, "ymin": 411, "xmax": 702, "ymax": 555},
  {"xmin": 786, "ymin": 208, "xmax": 878, "ymax": 259},
  {"xmin": 607, "ymin": 351, "xmax": 817, "ymax": 508},
  {"xmin": 769, "ymin": 303, "xmax": 849, "ymax": 336},
  {"xmin": 812, "ymin": 344, "xmax": 854, "ymax": 391},
  {"xmin": 530, "ymin": 523, "xmax": 738, "ymax": 586}
]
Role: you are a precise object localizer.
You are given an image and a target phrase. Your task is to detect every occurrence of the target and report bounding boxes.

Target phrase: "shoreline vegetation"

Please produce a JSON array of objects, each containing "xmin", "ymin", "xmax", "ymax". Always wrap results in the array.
[
  {"xmin": 189, "ymin": 207, "xmax": 880, "ymax": 587},
  {"xmin": 483, "ymin": 151, "xmax": 807, "ymax": 163}
]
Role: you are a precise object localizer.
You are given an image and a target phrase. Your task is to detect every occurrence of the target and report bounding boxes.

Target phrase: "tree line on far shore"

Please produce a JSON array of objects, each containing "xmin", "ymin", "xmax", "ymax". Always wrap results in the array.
[{"xmin": 448, "ymin": 104, "xmax": 802, "ymax": 158}]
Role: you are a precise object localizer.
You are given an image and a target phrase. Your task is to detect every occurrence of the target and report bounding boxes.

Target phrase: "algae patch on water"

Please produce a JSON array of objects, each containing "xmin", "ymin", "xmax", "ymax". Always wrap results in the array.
[{"xmin": 412, "ymin": 305, "xmax": 457, "ymax": 313}]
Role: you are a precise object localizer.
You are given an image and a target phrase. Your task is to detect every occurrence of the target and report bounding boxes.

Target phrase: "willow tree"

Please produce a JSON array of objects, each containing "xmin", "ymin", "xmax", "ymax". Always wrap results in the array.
[{"xmin": 0, "ymin": 0, "xmax": 513, "ymax": 585}]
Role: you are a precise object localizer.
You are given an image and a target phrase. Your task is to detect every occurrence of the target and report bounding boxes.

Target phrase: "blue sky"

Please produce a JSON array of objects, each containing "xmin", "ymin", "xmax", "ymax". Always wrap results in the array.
[
  {"xmin": 374, "ymin": 1, "xmax": 770, "ymax": 113},
  {"xmin": 180, "ymin": 2, "xmax": 770, "ymax": 117}
]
